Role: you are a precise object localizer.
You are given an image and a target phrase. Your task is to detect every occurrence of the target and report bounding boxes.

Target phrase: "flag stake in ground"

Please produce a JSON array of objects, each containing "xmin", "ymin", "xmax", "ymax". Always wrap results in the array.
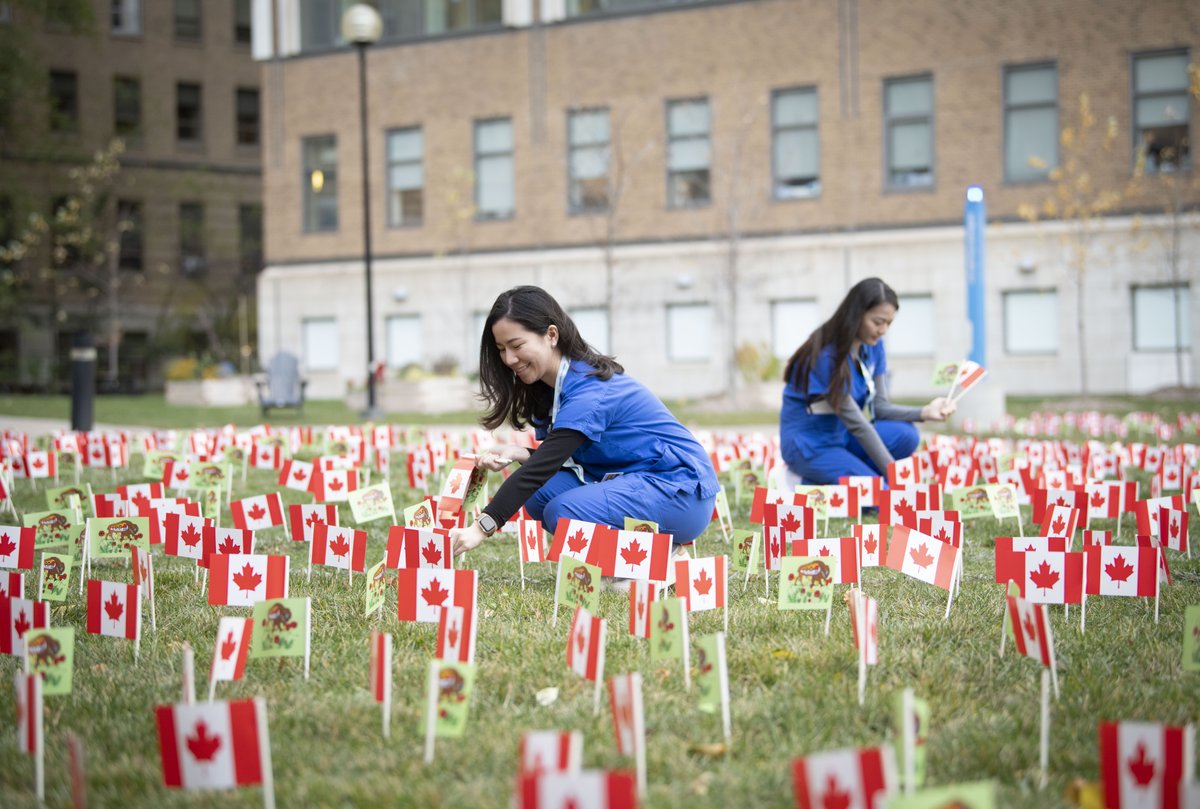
[{"xmin": 182, "ymin": 642, "xmax": 194, "ymax": 704}]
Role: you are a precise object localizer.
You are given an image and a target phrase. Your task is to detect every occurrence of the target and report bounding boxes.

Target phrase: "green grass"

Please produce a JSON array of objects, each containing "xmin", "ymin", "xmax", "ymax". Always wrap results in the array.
[{"xmin": 0, "ymin": 456, "xmax": 1196, "ymax": 808}]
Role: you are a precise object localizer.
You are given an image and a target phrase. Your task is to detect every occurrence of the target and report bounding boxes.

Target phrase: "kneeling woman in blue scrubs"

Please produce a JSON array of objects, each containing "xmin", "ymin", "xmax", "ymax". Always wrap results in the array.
[
  {"xmin": 779, "ymin": 278, "xmax": 955, "ymax": 485},
  {"xmin": 450, "ymin": 286, "xmax": 719, "ymax": 557}
]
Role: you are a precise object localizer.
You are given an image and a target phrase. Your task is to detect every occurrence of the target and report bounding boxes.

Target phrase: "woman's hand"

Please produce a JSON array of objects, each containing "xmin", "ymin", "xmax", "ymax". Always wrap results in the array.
[
  {"xmin": 475, "ymin": 445, "xmax": 530, "ymax": 472},
  {"xmin": 920, "ymin": 397, "xmax": 956, "ymax": 422},
  {"xmin": 450, "ymin": 523, "xmax": 487, "ymax": 557}
]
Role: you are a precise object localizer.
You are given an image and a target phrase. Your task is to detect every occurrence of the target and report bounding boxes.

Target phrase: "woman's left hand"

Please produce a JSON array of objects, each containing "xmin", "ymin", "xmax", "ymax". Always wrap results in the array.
[
  {"xmin": 921, "ymin": 397, "xmax": 956, "ymax": 422},
  {"xmin": 450, "ymin": 523, "xmax": 487, "ymax": 557}
]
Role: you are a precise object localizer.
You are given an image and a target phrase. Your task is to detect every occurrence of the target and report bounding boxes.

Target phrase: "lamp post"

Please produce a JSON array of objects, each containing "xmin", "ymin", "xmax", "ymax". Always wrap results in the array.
[{"xmin": 342, "ymin": 4, "xmax": 383, "ymax": 419}]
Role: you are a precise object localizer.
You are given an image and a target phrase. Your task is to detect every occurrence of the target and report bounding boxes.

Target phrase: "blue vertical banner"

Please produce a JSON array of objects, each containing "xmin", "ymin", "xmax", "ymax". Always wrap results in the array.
[{"xmin": 964, "ymin": 186, "xmax": 986, "ymax": 367}]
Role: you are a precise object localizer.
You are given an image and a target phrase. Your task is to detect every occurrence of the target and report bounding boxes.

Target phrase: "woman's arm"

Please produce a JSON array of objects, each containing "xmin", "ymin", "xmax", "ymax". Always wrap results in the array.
[
  {"xmin": 836, "ymin": 396, "xmax": 896, "ymax": 472},
  {"xmin": 873, "ymin": 374, "xmax": 955, "ymax": 423}
]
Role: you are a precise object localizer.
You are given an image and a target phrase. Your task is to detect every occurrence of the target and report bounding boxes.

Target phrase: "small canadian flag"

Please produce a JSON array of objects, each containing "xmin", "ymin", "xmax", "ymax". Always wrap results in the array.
[
  {"xmin": 397, "ymin": 568, "xmax": 477, "ymax": 624},
  {"xmin": 792, "ymin": 745, "xmax": 898, "ymax": 809},
  {"xmin": 0, "ymin": 571, "xmax": 23, "ymax": 599},
  {"xmin": 628, "ymin": 580, "xmax": 658, "ymax": 639},
  {"xmin": 154, "ymin": 699, "xmax": 269, "ymax": 791},
  {"xmin": 1006, "ymin": 593, "xmax": 1055, "ymax": 668},
  {"xmin": 884, "ymin": 526, "xmax": 959, "ymax": 591},
  {"xmin": 369, "ymin": 630, "xmax": 392, "ymax": 706},
  {"xmin": 609, "ymin": 529, "xmax": 672, "ymax": 582},
  {"xmin": 764, "ymin": 503, "xmax": 816, "ymax": 543},
  {"xmin": 0, "ymin": 596, "xmax": 49, "ymax": 656},
  {"xmin": 674, "ymin": 556, "xmax": 727, "ymax": 613},
  {"xmin": 852, "ymin": 524, "xmax": 887, "ymax": 568},
  {"xmin": 385, "ymin": 526, "xmax": 453, "ymax": 570},
  {"xmin": 208, "ymin": 554, "xmax": 289, "ymax": 607},
  {"xmin": 229, "ymin": 493, "xmax": 285, "ymax": 532},
  {"xmin": 24, "ymin": 450, "xmax": 56, "ymax": 480},
  {"xmin": 518, "ymin": 770, "xmax": 637, "ymax": 809},
  {"xmin": 209, "ymin": 616, "xmax": 254, "ymax": 685},
  {"xmin": 1085, "ymin": 546, "xmax": 1159, "ymax": 598},
  {"xmin": 15, "ymin": 670, "xmax": 43, "ymax": 757},
  {"xmin": 309, "ymin": 468, "xmax": 357, "ymax": 502},
  {"xmin": 848, "ymin": 590, "xmax": 878, "ymax": 666},
  {"xmin": 1158, "ymin": 507, "xmax": 1189, "ymax": 555},
  {"xmin": 1098, "ymin": 721, "xmax": 1192, "ymax": 809},
  {"xmin": 0, "ymin": 526, "xmax": 36, "ymax": 570},
  {"xmin": 519, "ymin": 518, "xmax": 547, "ymax": 564},
  {"xmin": 566, "ymin": 606, "xmax": 606, "ymax": 683},
  {"xmin": 518, "ymin": 730, "xmax": 583, "ymax": 775},
  {"xmin": 436, "ymin": 604, "xmax": 476, "ymax": 664},
  {"xmin": 277, "ymin": 459, "xmax": 314, "ymax": 492},
  {"xmin": 887, "ymin": 457, "xmax": 920, "ymax": 488},
  {"xmin": 311, "ymin": 524, "xmax": 368, "ymax": 573},
  {"xmin": 548, "ymin": 519, "xmax": 612, "ymax": 564},
  {"xmin": 86, "ymin": 580, "xmax": 139, "ymax": 639},
  {"xmin": 606, "ymin": 672, "xmax": 646, "ymax": 760},
  {"xmin": 249, "ymin": 444, "xmax": 283, "ymax": 471},
  {"xmin": 200, "ymin": 527, "xmax": 255, "ymax": 570},
  {"xmin": 287, "ymin": 503, "xmax": 338, "ymax": 543},
  {"xmin": 1085, "ymin": 481, "xmax": 1122, "ymax": 521}
]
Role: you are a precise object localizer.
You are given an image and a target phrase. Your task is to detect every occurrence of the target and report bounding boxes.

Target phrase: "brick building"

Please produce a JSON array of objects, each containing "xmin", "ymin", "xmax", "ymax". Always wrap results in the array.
[
  {"xmin": 256, "ymin": 0, "xmax": 1199, "ymax": 403},
  {"xmin": 0, "ymin": 0, "xmax": 263, "ymax": 392}
]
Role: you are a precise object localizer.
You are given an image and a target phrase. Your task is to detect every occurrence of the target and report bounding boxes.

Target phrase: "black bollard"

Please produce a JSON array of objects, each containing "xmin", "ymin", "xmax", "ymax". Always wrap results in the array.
[{"xmin": 70, "ymin": 332, "xmax": 96, "ymax": 432}]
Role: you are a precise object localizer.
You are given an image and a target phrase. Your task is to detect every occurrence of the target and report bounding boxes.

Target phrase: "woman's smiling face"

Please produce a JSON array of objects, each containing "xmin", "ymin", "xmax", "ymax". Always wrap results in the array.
[
  {"xmin": 491, "ymin": 317, "xmax": 561, "ymax": 387},
  {"xmin": 857, "ymin": 302, "xmax": 897, "ymax": 347}
]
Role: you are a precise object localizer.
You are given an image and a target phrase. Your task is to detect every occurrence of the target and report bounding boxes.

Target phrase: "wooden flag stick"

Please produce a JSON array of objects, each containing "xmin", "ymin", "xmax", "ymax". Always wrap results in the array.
[
  {"xmin": 303, "ymin": 598, "xmax": 312, "ymax": 680},
  {"xmin": 824, "ymin": 596, "xmax": 833, "ymax": 637},
  {"xmin": 551, "ymin": 557, "xmax": 563, "ymax": 629},
  {"xmin": 182, "ymin": 642, "xmax": 195, "ymax": 704},
  {"xmin": 67, "ymin": 732, "xmax": 86, "ymax": 809},
  {"xmin": 681, "ymin": 608, "xmax": 692, "ymax": 691},
  {"xmin": 33, "ymin": 674, "xmax": 45, "ymax": 802},
  {"xmin": 255, "ymin": 697, "xmax": 276, "ymax": 809},
  {"xmin": 593, "ymin": 622, "xmax": 607, "ymax": 717},
  {"xmin": 902, "ymin": 688, "xmax": 916, "ymax": 795},
  {"xmin": 1038, "ymin": 668, "xmax": 1050, "ymax": 791},
  {"xmin": 423, "ymin": 662, "xmax": 439, "ymax": 764},
  {"xmin": 856, "ymin": 592, "xmax": 867, "ymax": 707}
]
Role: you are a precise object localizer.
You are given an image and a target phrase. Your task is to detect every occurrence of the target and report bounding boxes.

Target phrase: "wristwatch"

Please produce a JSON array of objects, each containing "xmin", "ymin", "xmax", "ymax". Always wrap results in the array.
[{"xmin": 476, "ymin": 513, "xmax": 499, "ymax": 537}]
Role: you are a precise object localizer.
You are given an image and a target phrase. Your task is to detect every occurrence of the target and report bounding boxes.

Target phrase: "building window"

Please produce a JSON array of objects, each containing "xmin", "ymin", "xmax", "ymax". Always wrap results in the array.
[
  {"xmin": 174, "ymin": 0, "xmax": 201, "ymax": 40},
  {"xmin": 236, "ymin": 87, "xmax": 259, "ymax": 146},
  {"xmin": 1133, "ymin": 50, "xmax": 1191, "ymax": 173},
  {"xmin": 424, "ymin": 0, "xmax": 502, "ymax": 35},
  {"xmin": 772, "ymin": 87, "xmax": 820, "ymax": 199},
  {"xmin": 302, "ymin": 318, "xmax": 339, "ymax": 370},
  {"xmin": 234, "ymin": 0, "xmax": 252, "ymax": 45},
  {"xmin": 113, "ymin": 76, "xmax": 141, "ymax": 139},
  {"xmin": 884, "ymin": 74, "xmax": 934, "ymax": 189},
  {"xmin": 176, "ymin": 82, "xmax": 202, "ymax": 143},
  {"xmin": 1133, "ymin": 284, "xmax": 1191, "ymax": 351},
  {"xmin": 302, "ymin": 135, "xmax": 338, "ymax": 233},
  {"xmin": 386, "ymin": 126, "xmax": 423, "ymax": 227},
  {"xmin": 567, "ymin": 108, "xmax": 610, "ymax": 214},
  {"xmin": 49, "ymin": 70, "xmax": 78, "ymax": 132},
  {"xmin": 116, "ymin": 200, "xmax": 143, "ymax": 271},
  {"xmin": 238, "ymin": 204, "xmax": 262, "ymax": 274},
  {"xmin": 567, "ymin": 306, "xmax": 609, "ymax": 355},
  {"xmin": 771, "ymin": 299, "xmax": 819, "ymax": 360},
  {"xmin": 179, "ymin": 203, "xmax": 205, "ymax": 275},
  {"xmin": 1003, "ymin": 289, "xmax": 1058, "ymax": 354},
  {"xmin": 1004, "ymin": 63, "xmax": 1057, "ymax": 182},
  {"xmin": 667, "ymin": 303, "xmax": 712, "ymax": 361},
  {"xmin": 385, "ymin": 315, "xmax": 422, "ymax": 369},
  {"xmin": 474, "ymin": 118, "xmax": 514, "ymax": 221},
  {"xmin": 886, "ymin": 294, "xmax": 935, "ymax": 356},
  {"xmin": 111, "ymin": 0, "xmax": 141, "ymax": 36},
  {"xmin": 666, "ymin": 98, "xmax": 711, "ymax": 208}
]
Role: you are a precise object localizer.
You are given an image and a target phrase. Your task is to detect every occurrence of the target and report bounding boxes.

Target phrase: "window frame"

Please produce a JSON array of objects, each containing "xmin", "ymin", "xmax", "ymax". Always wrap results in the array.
[
  {"xmin": 473, "ymin": 116, "xmax": 515, "ymax": 222},
  {"xmin": 1002, "ymin": 288, "xmax": 1059, "ymax": 355},
  {"xmin": 1002, "ymin": 61, "xmax": 1058, "ymax": 184},
  {"xmin": 665, "ymin": 97, "xmax": 712, "ymax": 209},
  {"xmin": 233, "ymin": 0, "xmax": 252, "ymax": 45},
  {"xmin": 302, "ymin": 134, "xmax": 339, "ymax": 234},
  {"xmin": 385, "ymin": 125, "xmax": 424, "ymax": 228},
  {"xmin": 178, "ymin": 201, "xmax": 205, "ymax": 275},
  {"xmin": 886, "ymin": 293, "xmax": 936, "ymax": 358},
  {"xmin": 771, "ymin": 86, "xmax": 821, "ymax": 200},
  {"xmin": 665, "ymin": 302, "xmax": 714, "ymax": 362},
  {"xmin": 110, "ymin": 0, "xmax": 141, "ymax": 37},
  {"xmin": 116, "ymin": 199, "xmax": 144, "ymax": 271},
  {"xmin": 113, "ymin": 75, "xmax": 142, "ymax": 140},
  {"xmin": 385, "ymin": 314, "xmax": 423, "ymax": 370},
  {"xmin": 49, "ymin": 69, "xmax": 79, "ymax": 133},
  {"xmin": 174, "ymin": 0, "xmax": 202, "ymax": 41},
  {"xmin": 302, "ymin": 317, "xmax": 339, "ymax": 371},
  {"xmin": 175, "ymin": 81, "xmax": 203, "ymax": 145},
  {"xmin": 1130, "ymin": 48, "xmax": 1192, "ymax": 174},
  {"xmin": 235, "ymin": 86, "xmax": 260, "ymax": 147},
  {"xmin": 882, "ymin": 73, "xmax": 935, "ymax": 192},
  {"xmin": 1131, "ymin": 283, "xmax": 1192, "ymax": 352},
  {"xmin": 566, "ymin": 107, "xmax": 611, "ymax": 215},
  {"xmin": 238, "ymin": 203, "xmax": 263, "ymax": 275}
]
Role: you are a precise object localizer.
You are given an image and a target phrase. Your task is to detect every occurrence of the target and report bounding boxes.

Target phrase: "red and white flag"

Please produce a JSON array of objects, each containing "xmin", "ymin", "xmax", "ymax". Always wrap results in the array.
[
  {"xmin": 208, "ymin": 554, "xmax": 289, "ymax": 607},
  {"xmin": 309, "ymin": 468, "xmax": 357, "ymax": 502},
  {"xmin": 288, "ymin": 503, "xmax": 338, "ymax": 543},
  {"xmin": 566, "ymin": 606, "xmax": 606, "ymax": 683},
  {"xmin": 25, "ymin": 450, "xmax": 57, "ymax": 480},
  {"xmin": 749, "ymin": 486, "xmax": 805, "ymax": 524},
  {"xmin": 90, "ymin": 492, "xmax": 127, "ymax": 519},
  {"xmin": 609, "ymin": 530, "xmax": 672, "ymax": 582},
  {"xmin": 369, "ymin": 630, "xmax": 392, "ymax": 705},
  {"xmin": 764, "ymin": 503, "xmax": 816, "ymax": 543},
  {"xmin": 250, "ymin": 444, "xmax": 283, "ymax": 471},
  {"xmin": 822, "ymin": 484, "xmax": 861, "ymax": 519},
  {"xmin": 148, "ymin": 500, "xmax": 200, "ymax": 545},
  {"xmin": 1082, "ymin": 530, "xmax": 1113, "ymax": 549},
  {"xmin": 310, "ymin": 524, "xmax": 369, "ymax": 573},
  {"xmin": 1158, "ymin": 507, "xmax": 1188, "ymax": 554},
  {"xmin": 0, "ymin": 526, "xmax": 35, "ymax": 570},
  {"xmin": 628, "ymin": 580, "xmax": 657, "ymax": 639},
  {"xmin": 209, "ymin": 616, "xmax": 254, "ymax": 685},
  {"xmin": 519, "ymin": 730, "xmax": 583, "ymax": 775},
  {"xmin": 548, "ymin": 519, "xmax": 613, "ymax": 565},
  {"xmin": 15, "ymin": 670, "xmax": 42, "ymax": 757},
  {"xmin": 852, "ymin": 524, "xmax": 887, "ymax": 568},
  {"xmin": 386, "ymin": 526, "xmax": 453, "ymax": 570},
  {"xmin": 436, "ymin": 603, "xmax": 476, "ymax": 664},
  {"xmin": 884, "ymin": 526, "xmax": 958, "ymax": 591},
  {"xmin": 674, "ymin": 556, "xmax": 727, "ymax": 613},
  {"xmin": 519, "ymin": 518, "xmax": 547, "ymax": 564},
  {"xmin": 277, "ymin": 459, "xmax": 314, "ymax": 492},
  {"xmin": 154, "ymin": 699, "xmax": 268, "ymax": 790},
  {"xmin": 517, "ymin": 770, "xmax": 637, "ymax": 809},
  {"xmin": 1085, "ymin": 481, "xmax": 1122, "ymax": 522},
  {"xmin": 164, "ymin": 513, "xmax": 212, "ymax": 561},
  {"xmin": 887, "ymin": 457, "xmax": 920, "ymax": 488},
  {"xmin": 0, "ymin": 571, "xmax": 23, "ymax": 599},
  {"xmin": 789, "ymin": 537, "xmax": 860, "ymax": 584},
  {"xmin": 1098, "ymin": 721, "xmax": 1190, "ymax": 809},
  {"xmin": 86, "ymin": 580, "xmax": 139, "ymax": 639},
  {"xmin": 1006, "ymin": 593, "xmax": 1055, "ymax": 668},
  {"xmin": 878, "ymin": 487, "xmax": 938, "ymax": 528},
  {"xmin": 0, "ymin": 596, "xmax": 49, "ymax": 656},
  {"xmin": 201, "ymin": 527, "xmax": 255, "ymax": 569},
  {"xmin": 996, "ymin": 546, "xmax": 1085, "ymax": 605},
  {"xmin": 950, "ymin": 360, "xmax": 987, "ymax": 399},
  {"xmin": 915, "ymin": 511, "xmax": 962, "ymax": 548},
  {"xmin": 1039, "ymin": 504, "xmax": 1079, "ymax": 540},
  {"xmin": 229, "ymin": 493, "xmax": 285, "ymax": 532},
  {"xmin": 792, "ymin": 745, "xmax": 897, "ymax": 809},
  {"xmin": 1134, "ymin": 495, "xmax": 1185, "ymax": 537},
  {"xmin": 840, "ymin": 475, "xmax": 882, "ymax": 509},
  {"xmin": 606, "ymin": 673, "xmax": 645, "ymax": 760},
  {"xmin": 397, "ymin": 568, "xmax": 477, "ymax": 624},
  {"xmin": 1086, "ymin": 546, "xmax": 1159, "ymax": 598}
]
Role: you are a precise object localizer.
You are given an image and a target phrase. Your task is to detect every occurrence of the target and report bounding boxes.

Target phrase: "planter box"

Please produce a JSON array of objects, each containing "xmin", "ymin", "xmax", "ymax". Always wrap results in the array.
[
  {"xmin": 165, "ymin": 377, "xmax": 256, "ymax": 407},
  {"xmin": 345, "ymin": 376, "xmax": 474, "ymax": 414}
]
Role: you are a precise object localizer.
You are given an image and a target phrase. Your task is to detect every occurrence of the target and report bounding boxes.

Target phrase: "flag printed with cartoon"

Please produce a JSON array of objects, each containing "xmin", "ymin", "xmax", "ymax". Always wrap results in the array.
[
  {"xmin": 24, "ymin": 509, "xmax": 81, "ymax": 550},
  {"xmin": 229, "ymin": 493, "xmax": 285, "ymax": 532},
  {"xmin": 650, "ymin": 596, "xmax": 687, "ymax": 665},
  {"xmin": 428, "ymin": 660, "xmax": 476, "ymax": 739},
  {"xmin": 38, "ymin": 552, "xmax": 73, "ymax": 601},
  {"xmin": 694, "ymin": 632, "xmax": 727, "ymax": 714},
  {"xmin": 88, "ymin": 516, "xmax": 150, "ymax": 558},
  {"xmin": 209, "ymin": 616, "xmax": 253, "ymax": 686},
  {"xmin": 365, "ymin": 559, "xmax": 389, "ymax": 617},
  {"xmin": 792, "ymin": 745, "xmax": 898, "ymax": 809},
  {"xmin": 288, "ymin": 503, "xmax": 338, "ymax": 543},
  {"xmin": 86, "ymin": 580, "xmax": 138, "ymax": 640},
  {"xmin": 887, "ymin": 781, "xmax": 995, "ymax": 809},
  {"xmin": 555, "ymin": 559, "xmax": 601, "ymax": 616},
  {"xmin": 892, "ymin": 690, "xmax": 930, "ymax": 790},
  {"xmin": 730, "ymin": 529, "xmax": 761, "ymax": 577},
  {"xmin": 27, "ymin": 626, "xmax": 74, "ymax": 695},
  {"xmin": 1183, "ymin": 605, "xmax": 1200, "ymax": 672},
  {"xmin": 946, "ymin": 486, "xmax": 992, "ymax": 520},
  {"xmin": 208, "ymin": 554, "xmax": 289, "ymax": 608},
  {"xmin": 789, "ymin": 537, "xmax": 860, "ymax": 584},
  {"xmin": 1098, "ymin": 721, "xmax": 1189, "ymax": 809},
  {"xmin": 779, "ymin": 556, "xmax": 835, "ymax": 611},
  {"xmin": 250, "ymin": 597, "xmax": 310, "ymax": 659},
  {"xmin": 154, "ymin": 699, "xmax": 269, "ymax": 791},
  {"xmin": 348, "ymin": 482, "xmax": 395, "ymax": 525}
]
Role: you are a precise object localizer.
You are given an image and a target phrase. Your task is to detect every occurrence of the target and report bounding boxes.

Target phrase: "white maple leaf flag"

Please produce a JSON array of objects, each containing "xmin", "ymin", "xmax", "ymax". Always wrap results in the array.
[
  {"xmin": 208, "ymin": 554, "xmax": 289, "ymax": 608},
  {"xmin": 154, "ymin": 699, "xmax": 268, "ymax": 790},
  {"xmin": 1098, "ymin": 721, "xmax": 1191, "ymax": 809},
  {"xmin": 277, "ymin": 459, "xmax": 314, "ymax": 492},
  {"xmin": 675, "ymin": 556, "xmax": 727, "ymax": 613},
  {"xmin": 884, "ymin": 526, "xmax": 958, "ymax": 591},
  {"xmin": 518, "ymin": 770, "xmax": 637, "ymax": 809},
  {"xmin": 627, "ymin": 580, "xmax": 657, "ymax": 639},
  {"xmin": 209, "ymin": 616, "xmax": 254, "ymax": 686},
  {"xmin": 792, "ymin": 745, "xmax": 898, "ymax": 809},
  {"xmin": 287, "ymin": 503, "xmax": 338, "ymax": 543},
  {"xmin": 567, "ymin": 606, "xmax": 606, "ymax": 683},
  {"xmin": 519, "ymin": 730, "xmax": 583, "ymax": 775},
  {"xmin": 229, "ymin": 493, "xmax": 285, "ymax": 532}
]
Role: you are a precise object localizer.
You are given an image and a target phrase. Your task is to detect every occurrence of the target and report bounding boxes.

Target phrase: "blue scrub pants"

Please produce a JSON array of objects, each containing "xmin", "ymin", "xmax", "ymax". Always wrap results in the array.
[
  {"xmin": 525, "ymin": 470, "xmax": 716, "ymax": 545},
  {"xmin": 789, "ymin": 420, "xmax": 920, "ymax": 485}
]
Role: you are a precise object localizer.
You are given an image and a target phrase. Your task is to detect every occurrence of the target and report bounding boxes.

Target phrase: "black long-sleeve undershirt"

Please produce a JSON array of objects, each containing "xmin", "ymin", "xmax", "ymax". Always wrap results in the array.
[{"xmin": 480, "ymin": 428, "xmax": 588, "ymax": 527}]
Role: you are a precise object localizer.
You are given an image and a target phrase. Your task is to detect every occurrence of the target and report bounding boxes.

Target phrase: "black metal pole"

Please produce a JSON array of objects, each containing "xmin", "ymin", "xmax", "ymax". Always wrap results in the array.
[
  {"xmin": 357, "ymin": 41, "xmax": 378, "ymax": 419},
  {"xmin": 69, "ymin": 331, "xmax": 95, "ymax": 432}
]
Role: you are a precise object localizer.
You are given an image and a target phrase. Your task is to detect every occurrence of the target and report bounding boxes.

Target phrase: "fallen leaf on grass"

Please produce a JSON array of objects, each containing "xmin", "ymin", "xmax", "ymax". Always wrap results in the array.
[
  {"xmin": 757, "ymin": 597, "xmax": 770, "ymax": 605},
  {"xmin": 687, "ymin": 743, "xmax": 729, "ymax": 759},
  {"xmin": 535, "ymin": 687, "xmax": 558, "ymax": 706},
  {"xmin": 690, "ymin": 771, "xmax": 715, "ymax": 795},
  {"xmin": 1065, "ymin": 779, "xmax": 1103, "ymax": 809},
  {"xmin": 771, "ymin": 649, "xmax": 795, "ymax": 659}
]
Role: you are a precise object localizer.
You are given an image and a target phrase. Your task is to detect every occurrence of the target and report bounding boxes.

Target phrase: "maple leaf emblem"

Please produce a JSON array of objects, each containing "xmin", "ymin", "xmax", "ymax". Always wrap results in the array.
[
  {"xmin": 1105, "ymin": 555, "xmax": 1134, "ymax": 582},
  {"xmin": 693, "ymin": 568, "xmax": 713, "ymax": 595},
  {"xmin": 566, "ymin": 529, "xmax": 589, "ymax": 554},
  {"xmin": 779, "ymin": 512, "xmax": 802, "ymax": 536},
  {"xmin": 1170, "ymin": 520, "xmax": 1180, "ymax": 538},
  {"xmin": 306, "ymin": 512, "xmax": 325, "ymax": 528},
  {"xmin": 422, "ymin": 542, "xmax": 442, "ymax": 566},
  {"xmin": 328, "ymin": 478, "xmax": 344, "ymax": 491},
  {"xmin": 104, "ymin": 591, "xmax": 124, "ymax": 622},
  {"xmin": 821, "ymin": 773, "xmax": 852, "ymax": 809},
  {"xmin": 0, "ymin": 533, "xmax": 15, "ymax": 558},
  {"xmin": 1022, "ymin": 612, "xmax": 1037, "ymax": 641},
  {"xmin": 909, "ymin": 543, "xmax": 934, "ymax": 568},
  {"xmin": 293, "ymin": 468, "xmax": 307, "ymax": 481},
  {"xmin": 1128, "ymin": 742, "xmax": 1156, "ymax": 786},
  {"xmin": 636, "ymin": 595, "xmax": 646, "ymax": 619},
  {"xmin": 1051, "ymin": 516, "xmax": 1066, "ymax": 534},
  {"xmin": 858, "ymin": 484, "xmax": 869, "ymax": 497},
  {"xmin": 218, "ymin": 537, "xmax": 240, "ymax": 555},
  {"xmin": 186, "ymin": 721, "xmax": 221, "ymax": 761},
  {"xmin": 1055, "ymin": 497, "xmax": 1068, "ymax": 507},
  {"xmin": 525, "ymin": 530, "xmax": 537, "ymax": 551},
  {"xmin": 180, "ymin": 524, "xmax": 202, "ymax": 548},
  {"xmin": 447, "ymin": 620, "xmax": 459, "ymax": 648},
  {"xmin": 328, "ymin": 533, "xmax": 351, "ymax": 558},
  {"xmin": 895, "ymin": 500, "xmax": 916, "ymax": 523},
  {"xmin": 897, "ymin": 466, "xmax": 911, "ymax": 480},
  {"xmin": 621, "ymin": 540, "xmax": 648, "ymax": 567},
  {"xmin": 447, "ymin": 472, "xmax": 464, "ymax": 494},
  {"xmin": 14, "ymin": 609, "xmax": 30, "ymax": 638},
  {"xmin": 863, "ymin": 534, "xmax": 878, "ymax": 555},
  {"xmin": 828, "ymin": 492, "xmax": 844, "ymax": 508},
  {"xmin": 132, "ymin": 493, "xmax": 150, "ymax": 511},
  {"xmin": 175, "ymin": 469, "xmax": 189, "ymax": 481},
  {"xmin": 220, "ymin": 632, "xmax": 238, "ymax": 660},
  {"xmin": 575, "ymin": 625, "xmax": 587, "ymax": 654},
  {"xmin": 948, "ymin": 473, "xmax": 962, "ymax": 486},
  {"xmin": 1029, "ymin": 561, "xmax": 1060, "ymax": 593},
  {"xmin": 422, "ymin": 579, "xmax": 450, "ymax": 608},
  {"xmin": 232, "ymin": 564, "xmax": 262, "ymax": 592},
  {"xmin": 246, "ymin": 503, "xmax": 267, "ymax": 521},
  {"xmin": 1090, "ymin": 491, "xmax": 1105, "ymax": 508}
]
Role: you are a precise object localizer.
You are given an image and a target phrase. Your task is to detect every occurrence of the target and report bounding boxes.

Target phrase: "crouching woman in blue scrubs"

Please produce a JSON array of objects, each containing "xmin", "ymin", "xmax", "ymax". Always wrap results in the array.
[
  {"xmin": 779, "ymin": 277, "xmax": 955, "ymax": 485},
  {"xmin": 450, "ymin": 285, "xmax": 720, "ymax": 557}
]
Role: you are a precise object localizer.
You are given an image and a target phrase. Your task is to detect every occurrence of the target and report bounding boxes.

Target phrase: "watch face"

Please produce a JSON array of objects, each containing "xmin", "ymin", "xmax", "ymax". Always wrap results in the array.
[{"xmin": 479, "ymin": 515, "xmax": 497, "ymax": 535}]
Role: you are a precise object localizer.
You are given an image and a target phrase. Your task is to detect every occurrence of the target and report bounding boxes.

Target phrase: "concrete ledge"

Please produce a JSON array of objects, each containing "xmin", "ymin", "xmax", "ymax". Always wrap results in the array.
[
  {"xmin": 165, "ymin": 377, "xmax": 256, "ymax": 407},
  {"xmin": 345, "ymin": 376, "xmax": 475, "ymax": 414}
]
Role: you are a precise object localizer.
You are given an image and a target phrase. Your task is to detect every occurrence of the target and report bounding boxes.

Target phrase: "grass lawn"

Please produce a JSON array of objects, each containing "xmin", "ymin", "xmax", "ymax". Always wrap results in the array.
[{"xmin": 0, "ymin": 451, "xmax": 1195, "ymax": 808}]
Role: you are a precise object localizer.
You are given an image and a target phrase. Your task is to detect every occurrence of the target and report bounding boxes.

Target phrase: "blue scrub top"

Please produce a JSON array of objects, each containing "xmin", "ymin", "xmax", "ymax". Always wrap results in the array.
[
  {"xmin": 779, "ymin": 342, "xmax": 887, "ymax": 468},
  {"xmin": 533, "ymin": 360, "xmax": 720, "ymax": 497}
]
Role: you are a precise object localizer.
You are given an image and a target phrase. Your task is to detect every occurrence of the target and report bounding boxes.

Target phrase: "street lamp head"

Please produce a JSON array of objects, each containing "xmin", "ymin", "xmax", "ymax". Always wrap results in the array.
[{"xmin": 342, "ymin": 4, "xmax": 383, "ymax": 45}]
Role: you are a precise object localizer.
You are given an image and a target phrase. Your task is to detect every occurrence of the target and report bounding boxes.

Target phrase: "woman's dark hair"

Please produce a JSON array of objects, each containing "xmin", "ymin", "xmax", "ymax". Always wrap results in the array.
[
  {"xmin": 478, "ymin": 285, "xmax": 624, "ymax": 430},
  {"xmin": 782, "ymin": 277, "xmax": 899, "ymax": 412}
]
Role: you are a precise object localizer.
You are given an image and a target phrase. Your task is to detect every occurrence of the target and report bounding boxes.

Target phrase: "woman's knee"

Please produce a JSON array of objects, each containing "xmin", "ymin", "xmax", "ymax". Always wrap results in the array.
[{"xmin": 888, "ymin": 422, "xmax": 920, "ymax": 458}]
